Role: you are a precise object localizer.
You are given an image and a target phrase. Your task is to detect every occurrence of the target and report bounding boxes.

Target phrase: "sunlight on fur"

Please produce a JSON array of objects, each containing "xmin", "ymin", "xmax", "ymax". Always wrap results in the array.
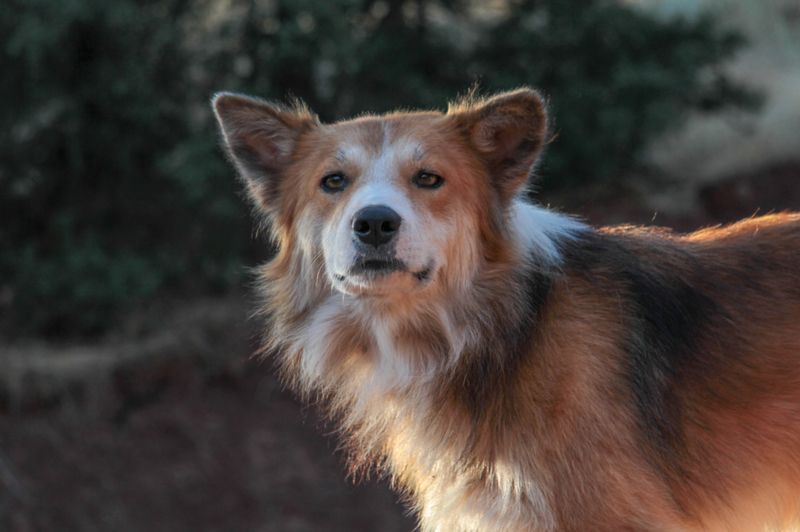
[{"xmin": 214, "ymin": 88, "xmax": 800, "ymax": 532}]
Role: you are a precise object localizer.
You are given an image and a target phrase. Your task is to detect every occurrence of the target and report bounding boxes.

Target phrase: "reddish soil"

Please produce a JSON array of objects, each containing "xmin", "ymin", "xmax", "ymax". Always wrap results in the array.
[
  {"xmin": 0, "ymin": 334, "xmax": 415, "ymax": 532},
  {"xmin": 561, "ymin": 163, "xmax": 800, "ymax": 232}
]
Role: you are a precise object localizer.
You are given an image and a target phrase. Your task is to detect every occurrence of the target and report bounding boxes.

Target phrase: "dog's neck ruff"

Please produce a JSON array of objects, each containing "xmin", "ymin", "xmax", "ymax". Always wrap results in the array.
[{"xmin": 261, "ymin": 201, "xmax": 585, "ymax": 531}]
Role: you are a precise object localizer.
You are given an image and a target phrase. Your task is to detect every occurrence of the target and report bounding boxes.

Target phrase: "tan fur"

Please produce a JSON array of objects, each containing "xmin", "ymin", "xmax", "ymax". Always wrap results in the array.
[{"xmin": 213, "ymin": 89, "xmax": 800, "ymax": 532}]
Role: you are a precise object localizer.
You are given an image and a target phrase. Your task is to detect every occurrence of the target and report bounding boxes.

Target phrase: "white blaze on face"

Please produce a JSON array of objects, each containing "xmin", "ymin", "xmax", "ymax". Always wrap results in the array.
[{"xmin": 321, "ymin": 133, "xmax": 444, "ymax": 295}]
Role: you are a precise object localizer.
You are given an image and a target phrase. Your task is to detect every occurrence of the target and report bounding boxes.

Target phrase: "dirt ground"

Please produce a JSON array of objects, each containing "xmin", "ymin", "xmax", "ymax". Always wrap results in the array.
[
  {"xmin": 0, "ymin": 325, "xmax": 416, "ymax": 532},
  {"xmin": 1, "ymin": 165, "xmax": 798, "ymax": 532}
]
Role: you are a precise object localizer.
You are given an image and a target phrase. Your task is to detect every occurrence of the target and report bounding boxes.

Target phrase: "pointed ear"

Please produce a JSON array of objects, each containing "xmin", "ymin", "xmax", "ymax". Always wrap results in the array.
[
  {"xmin": 212, "ymin": 92, "xmax": 317, "ymax": 214},
  {"xmin": 448, "ymin": 89, "xmax": 548, "ymax": 202}
]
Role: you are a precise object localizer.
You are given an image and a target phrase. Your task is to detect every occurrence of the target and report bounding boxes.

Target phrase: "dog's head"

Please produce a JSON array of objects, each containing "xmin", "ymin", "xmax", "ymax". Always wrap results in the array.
[{"xmin": 213, "ymin": 90, "xmax": 548, "ymax": 299}]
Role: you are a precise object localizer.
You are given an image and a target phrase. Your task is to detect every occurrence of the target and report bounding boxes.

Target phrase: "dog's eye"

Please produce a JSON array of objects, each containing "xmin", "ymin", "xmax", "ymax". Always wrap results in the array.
[
  {"xmin": 413, "ymin": 172, "xmax": 443, "ymax": 189},
  {"xmin": 320, "ymin": 174, "xmax": 347, "ymax": 192}
]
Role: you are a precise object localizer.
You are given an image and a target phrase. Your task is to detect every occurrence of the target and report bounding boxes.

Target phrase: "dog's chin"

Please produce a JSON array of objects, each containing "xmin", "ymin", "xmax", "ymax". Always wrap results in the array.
[{"xmin": 331, "ymin": 260, "xmax": 435, "ymax": 297}]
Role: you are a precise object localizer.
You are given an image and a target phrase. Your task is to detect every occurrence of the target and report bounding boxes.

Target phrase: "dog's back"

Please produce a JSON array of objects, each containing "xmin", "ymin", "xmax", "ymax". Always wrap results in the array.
[{"xmin": 513, "ymin": 214, "xmax": 800, "ymax": 531}]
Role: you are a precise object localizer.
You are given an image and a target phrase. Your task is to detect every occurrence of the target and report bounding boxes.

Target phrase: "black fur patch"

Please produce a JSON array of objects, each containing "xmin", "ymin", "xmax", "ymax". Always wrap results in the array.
[
  {"xmin": 559, "ymin": 230, "xmax": 719, "ymax": 467},
  {"xmin": 451, "ymin": 265, "xmax": 554, "ymax": 424}
]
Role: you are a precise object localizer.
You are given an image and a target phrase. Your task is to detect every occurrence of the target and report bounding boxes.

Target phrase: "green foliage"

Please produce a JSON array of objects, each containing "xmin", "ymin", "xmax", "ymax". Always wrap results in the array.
[
  {"xmin": 473, "ymin": 1, "xmax": 758, "ymax": 188},
  {"xmin": 0, "ymin": 0, "xmax": 754, "ymax": 338},
  {"xmin": 0, "ymin": 0, "xmax": 252, "ymax": 337}
]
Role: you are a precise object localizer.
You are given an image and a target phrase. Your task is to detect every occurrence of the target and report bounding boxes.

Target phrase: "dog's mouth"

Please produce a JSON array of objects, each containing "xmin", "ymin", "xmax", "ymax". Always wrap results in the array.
[
  {"xmin": 333, "ymin": 258, "xmax": 434, "ymax": 290},
  {"xmin": 412, "ymin": 266, "xmax": 431, "ymax": 282},
  {"xmin": 349, "ymin": 257, "xmax": 406, "ymax": 277}
]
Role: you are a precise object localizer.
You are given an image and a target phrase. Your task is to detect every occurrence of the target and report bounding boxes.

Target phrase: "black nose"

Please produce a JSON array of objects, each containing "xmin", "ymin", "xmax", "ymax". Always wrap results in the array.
[{"xmin": 352, "ymin": 205, "xmax": 402, "ymax": 248}]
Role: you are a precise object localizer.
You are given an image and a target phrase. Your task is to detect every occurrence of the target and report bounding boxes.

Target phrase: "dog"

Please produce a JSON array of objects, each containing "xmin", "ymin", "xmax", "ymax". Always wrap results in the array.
[{"xmin": 212, "ymin": 89, "xmax": 800, "ymax": 532}]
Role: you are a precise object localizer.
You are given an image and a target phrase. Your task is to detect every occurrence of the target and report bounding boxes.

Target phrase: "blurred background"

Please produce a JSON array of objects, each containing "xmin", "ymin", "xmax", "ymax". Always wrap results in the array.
[{"xmin": 0, "ymin": 0, "xmax": 798, "ymax": 530}]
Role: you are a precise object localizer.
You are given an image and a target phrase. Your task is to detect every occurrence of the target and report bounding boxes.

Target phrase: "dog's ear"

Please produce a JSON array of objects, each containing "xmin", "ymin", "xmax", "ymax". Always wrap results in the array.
[
  {"xmin": 212, "ymin": 92, "xmax": 316, "ymax": 215},
  {"xmin": 448, "ymin": 89, "xmax": 547, "ymax": 202}
]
